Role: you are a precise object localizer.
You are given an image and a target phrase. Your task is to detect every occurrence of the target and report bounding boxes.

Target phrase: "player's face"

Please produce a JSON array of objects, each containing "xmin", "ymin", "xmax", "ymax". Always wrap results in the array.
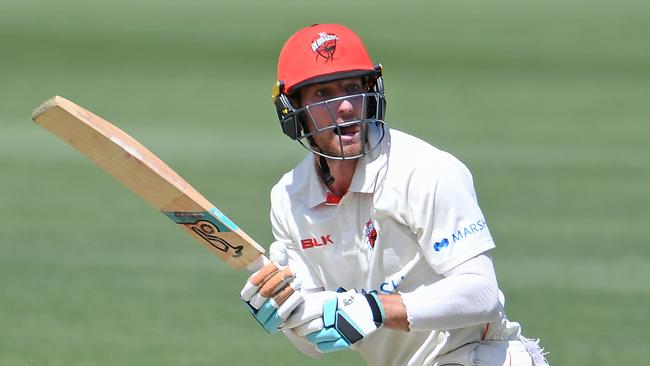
[{"xmin": 297, "ymin": 78, "xmax": 367, "ymax": 158}]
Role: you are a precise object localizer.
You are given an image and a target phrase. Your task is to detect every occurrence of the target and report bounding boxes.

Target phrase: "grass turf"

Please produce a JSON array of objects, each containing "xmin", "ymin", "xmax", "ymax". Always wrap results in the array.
[{"xmin": 1, "ymin": 0, "xmax": 648, "ymax": 364}]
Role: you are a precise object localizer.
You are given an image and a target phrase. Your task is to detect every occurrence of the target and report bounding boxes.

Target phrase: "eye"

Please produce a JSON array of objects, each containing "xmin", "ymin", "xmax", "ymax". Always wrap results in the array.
[
  {"xmin": 314, "ymin": 88, "xmax": 332, "ymax": 100},
  {"xmin": 345, "ymin": 83, "xmax": 362, "ymax": 94}
]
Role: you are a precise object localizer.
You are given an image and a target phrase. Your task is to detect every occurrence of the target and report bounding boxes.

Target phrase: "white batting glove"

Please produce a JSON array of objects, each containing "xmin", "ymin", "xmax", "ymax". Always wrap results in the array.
[
  {"xmin": 269, "ymin": 241, "xmax": 289, "ymax": 266},
  {"xmin": 285, "ymin": 289, "xmax": 385, "ymax": 353},
  {"xmin": 285, "ymin": 290, "xmax": 340, "ymax": 336},
  {"xmin": 241, "ymin": 262, "xmax": 303, "ymax": 333}
]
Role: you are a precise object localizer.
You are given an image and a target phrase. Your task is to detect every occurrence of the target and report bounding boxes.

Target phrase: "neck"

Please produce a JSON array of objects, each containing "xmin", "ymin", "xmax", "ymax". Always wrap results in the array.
[{"xmin": 319, "ymin": 157, "xmax": 357, "ymax": 197}]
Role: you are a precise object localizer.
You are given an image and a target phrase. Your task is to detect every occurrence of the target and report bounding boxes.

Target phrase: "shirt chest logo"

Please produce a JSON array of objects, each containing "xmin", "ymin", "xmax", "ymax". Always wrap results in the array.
[
  {"xmin": 364, "ymin": 219, "xmax": 378, "ymax": 249},
  {"xmin": 301, "ymin": 235, "xmax": 334, "ymax": 249}
]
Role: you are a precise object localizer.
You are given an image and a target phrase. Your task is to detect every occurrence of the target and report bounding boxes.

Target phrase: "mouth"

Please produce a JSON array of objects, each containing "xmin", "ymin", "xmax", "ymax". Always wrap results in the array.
[{"xmin": 333, "ymin": 123, "xmax": 361, "ymax": 137}]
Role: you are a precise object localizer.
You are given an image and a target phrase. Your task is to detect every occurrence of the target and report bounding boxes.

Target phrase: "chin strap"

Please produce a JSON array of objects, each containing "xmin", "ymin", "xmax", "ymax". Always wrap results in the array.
[{"xmin": 319, "ymin": 155, "xmax": 335, "ymax": 187}]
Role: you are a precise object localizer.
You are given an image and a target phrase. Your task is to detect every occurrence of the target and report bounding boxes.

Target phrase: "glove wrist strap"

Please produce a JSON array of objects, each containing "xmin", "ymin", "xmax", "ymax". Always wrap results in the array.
[{"xmin": 364, "ymin": 293, "xmax": 386, "ymax": 327}]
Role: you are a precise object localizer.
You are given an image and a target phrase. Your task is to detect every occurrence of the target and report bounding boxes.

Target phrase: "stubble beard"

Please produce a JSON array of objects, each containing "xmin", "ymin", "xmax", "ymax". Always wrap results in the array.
[{"xmin": 313, "ymin": 127, "xmax": 366, "ymax": 159}]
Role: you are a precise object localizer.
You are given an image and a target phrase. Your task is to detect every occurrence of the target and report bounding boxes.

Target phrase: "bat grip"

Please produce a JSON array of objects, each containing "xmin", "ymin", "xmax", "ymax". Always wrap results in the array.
[{"xmin": 245, "ymin": 254, "xmax": 270, "ymax": 272}]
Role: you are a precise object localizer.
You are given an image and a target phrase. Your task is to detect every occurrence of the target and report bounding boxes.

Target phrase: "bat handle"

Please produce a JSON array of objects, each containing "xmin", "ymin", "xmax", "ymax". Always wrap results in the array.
[{"xmin": 245, "ymin": 254, "xmax": 270, "ymax": 272}]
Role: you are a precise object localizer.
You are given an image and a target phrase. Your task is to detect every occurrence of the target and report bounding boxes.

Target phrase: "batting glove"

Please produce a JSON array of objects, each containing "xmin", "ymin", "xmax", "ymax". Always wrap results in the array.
[
  {"xmin": 285, "ymin": 289, "xmax": 385, "ymax": 353},
  {"xmin": 241, "ymin": 262, "xmax": 303, "ymax": 333}
]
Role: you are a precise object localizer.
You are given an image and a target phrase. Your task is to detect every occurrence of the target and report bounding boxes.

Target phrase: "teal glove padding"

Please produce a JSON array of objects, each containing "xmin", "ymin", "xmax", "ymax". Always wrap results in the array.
[
  {"xmin": 304, "ymin": 290, "xmax": 385, "ymax": 353},
  {"xmin": 241, "ymin": 262, "xmax": 303, "ymax": 333},
  {"xmin": 244, "ymin": 298, "xmax": 285, "ymax": 333}
]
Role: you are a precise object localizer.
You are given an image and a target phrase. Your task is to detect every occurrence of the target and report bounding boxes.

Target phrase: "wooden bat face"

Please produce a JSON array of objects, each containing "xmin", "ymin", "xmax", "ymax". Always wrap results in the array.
[{"xmin": 32, "ymin": 96, "xmax": 265, "ymax": 270}]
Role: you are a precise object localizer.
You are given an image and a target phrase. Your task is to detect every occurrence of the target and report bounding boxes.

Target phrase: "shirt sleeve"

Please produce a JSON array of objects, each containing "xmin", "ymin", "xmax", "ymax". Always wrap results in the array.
[
  {"xmin": 407, "ymin": 154, "xmax": 495, "ymax": 273},
  {"xmin": 269, "ymin": 187, "xmax": 323, "ymax": 290},
  {"xmin": 400, "ymin": 253, "xmax": 500, "ymax": 331}
]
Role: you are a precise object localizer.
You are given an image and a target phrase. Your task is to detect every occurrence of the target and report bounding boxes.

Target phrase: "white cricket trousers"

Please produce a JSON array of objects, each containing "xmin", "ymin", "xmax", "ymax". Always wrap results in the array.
[{"xmin": 431, "ymin": 339, "xmax": 547, "ymax": 366}]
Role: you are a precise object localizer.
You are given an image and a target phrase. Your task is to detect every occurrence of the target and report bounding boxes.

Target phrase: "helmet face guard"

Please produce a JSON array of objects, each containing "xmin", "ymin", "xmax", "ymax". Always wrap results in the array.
[
  {"xmin": 272, "ymin": 24, "xmax": 387, "ymax": 160},
  {"xmin": 274, "ymin": 70, "xmax": 386, "ymax": 160}
]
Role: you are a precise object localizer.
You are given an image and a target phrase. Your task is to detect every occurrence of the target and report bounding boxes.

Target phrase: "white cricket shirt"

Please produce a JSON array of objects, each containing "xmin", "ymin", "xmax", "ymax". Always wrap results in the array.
[{"xmin": 270, "ymin": 128, "xmax": 519, "ymax": 365}]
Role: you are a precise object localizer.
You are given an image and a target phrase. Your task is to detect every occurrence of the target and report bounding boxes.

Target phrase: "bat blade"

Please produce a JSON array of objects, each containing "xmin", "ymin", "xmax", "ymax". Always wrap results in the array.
[{"xmin": 32, "ymin": 96, "xmax": 265, "ymax": 271}]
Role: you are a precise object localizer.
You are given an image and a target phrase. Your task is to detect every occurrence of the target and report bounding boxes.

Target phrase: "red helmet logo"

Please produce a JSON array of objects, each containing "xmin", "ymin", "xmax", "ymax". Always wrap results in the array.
[
  {"xmin": 311, "ymin": 32, "xmax": 339, "ymax": 62},
  {"xmin": 275, "ymin": 24, "xmax": 375, "ymax": 94}
]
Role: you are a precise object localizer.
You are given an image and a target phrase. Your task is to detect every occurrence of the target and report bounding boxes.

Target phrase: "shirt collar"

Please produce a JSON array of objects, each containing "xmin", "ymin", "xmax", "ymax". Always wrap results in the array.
[{"xmin": 305, "ymin": 126, "xmax": 391, "ymax": 207}]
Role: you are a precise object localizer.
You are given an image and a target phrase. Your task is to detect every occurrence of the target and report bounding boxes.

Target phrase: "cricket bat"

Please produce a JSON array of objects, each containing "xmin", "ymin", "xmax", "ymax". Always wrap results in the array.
[{"xmin": 32, "ymin": 96, "xmax": 266, "ymax": 271}]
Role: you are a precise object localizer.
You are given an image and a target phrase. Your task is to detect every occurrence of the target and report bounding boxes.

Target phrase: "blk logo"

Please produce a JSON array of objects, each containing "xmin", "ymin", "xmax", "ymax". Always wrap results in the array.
[{"xmin": 301, "ymin": 235, "xmax": 334, "ymax": 249}]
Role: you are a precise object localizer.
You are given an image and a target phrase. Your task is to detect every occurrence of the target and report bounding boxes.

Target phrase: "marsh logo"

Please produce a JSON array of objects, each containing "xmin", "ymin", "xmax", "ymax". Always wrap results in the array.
[
  {"xmin": 433, "ymin": 219, "xmax": 489, "ymax": 252},
  {"xmin": 433, "ymin": 238, "xmax": 449, "ymax": 252}
]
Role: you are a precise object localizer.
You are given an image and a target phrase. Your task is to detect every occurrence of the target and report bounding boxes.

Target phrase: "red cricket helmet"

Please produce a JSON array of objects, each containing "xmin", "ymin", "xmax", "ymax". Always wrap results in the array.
[
  {"xmin": 275, "ymin": 23, "xmax": 377, "ymax": 95},
  {"xmin": 272, "ymin": 24, "xmax": 386, "ymax": 161}
]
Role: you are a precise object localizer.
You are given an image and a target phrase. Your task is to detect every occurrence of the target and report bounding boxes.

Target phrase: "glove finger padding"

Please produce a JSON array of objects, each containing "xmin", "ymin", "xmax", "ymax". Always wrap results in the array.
[
  {"xmin": 248, "ymin": 266, "xmax": 294, "ymax": 309},
  {"xmin": 241, "ymin": 262, "xmax": 302, "ymax": 333},
  {"xmin": 241, "ymin": 262, "xmax": 279, "ymax": 301},
  {"xmin": 284, "ymin": 290, "xmax": 338, "ymax": 330},
  {"xmin": 242, "ymin": 263, "xmax": 294, "ymax": 304},
  {"xmin": 252, "ymin": 280, "xmax": 302, "ymax": 332},
  {"xmin": 293, "ymin": 317, "xmax": 324, "ymax": 337},
  {"xmin": 274, "ymin": 281, "xmax": 303, "ymax": 321}
]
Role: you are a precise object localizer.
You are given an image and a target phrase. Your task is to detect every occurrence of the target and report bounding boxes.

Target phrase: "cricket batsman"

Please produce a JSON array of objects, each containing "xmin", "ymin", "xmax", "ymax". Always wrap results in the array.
[{"xmin": 241, "ymin": 23, "xmax": 550, "ymax": 366}]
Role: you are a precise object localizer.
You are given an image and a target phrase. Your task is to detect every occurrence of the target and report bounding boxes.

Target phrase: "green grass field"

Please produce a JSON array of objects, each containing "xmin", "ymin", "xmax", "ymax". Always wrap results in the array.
[{"xmin": 1, "ymin": 0, "xmax": 649, "ymax": 365}]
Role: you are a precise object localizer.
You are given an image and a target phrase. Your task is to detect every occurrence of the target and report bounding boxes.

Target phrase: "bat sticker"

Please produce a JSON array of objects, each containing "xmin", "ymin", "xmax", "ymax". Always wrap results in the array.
[
  {"xmin": 190, "ymin": 220, "xmax": 244, "ymax": 257},
  {"xmin": 164, "ymin": 211, "xmax": 244, "ymax": 257}
]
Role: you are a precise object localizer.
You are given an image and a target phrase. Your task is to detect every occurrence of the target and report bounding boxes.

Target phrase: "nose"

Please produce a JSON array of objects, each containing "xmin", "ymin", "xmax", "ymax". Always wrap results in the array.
[{"xmin": 338, "ymin": 99, "xmax": 354, "ymax": 118}]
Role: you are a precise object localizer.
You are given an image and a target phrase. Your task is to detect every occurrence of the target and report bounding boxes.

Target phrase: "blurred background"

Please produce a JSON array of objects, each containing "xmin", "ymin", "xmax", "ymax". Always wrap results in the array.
[{"xmin": 1, "ymin": 0, "xmax": 648, "ymax": 365}]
